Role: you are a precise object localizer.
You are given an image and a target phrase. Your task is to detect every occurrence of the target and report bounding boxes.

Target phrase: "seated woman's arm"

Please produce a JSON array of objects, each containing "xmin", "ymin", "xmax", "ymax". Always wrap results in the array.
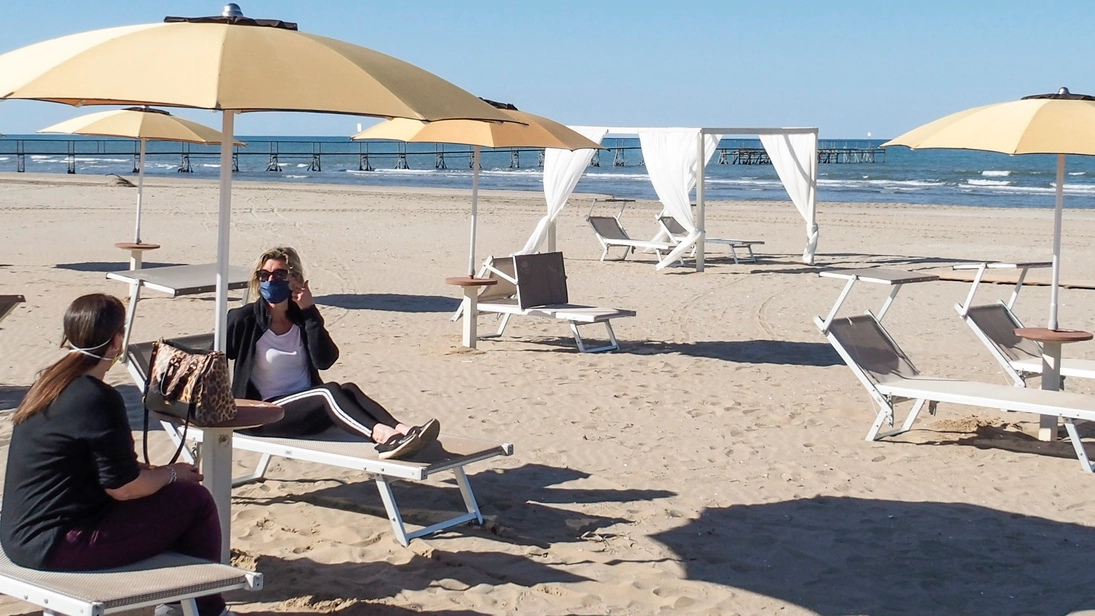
[{"xmin": 105, "ymin": 463, "xmax": 203, "ymax": 501}]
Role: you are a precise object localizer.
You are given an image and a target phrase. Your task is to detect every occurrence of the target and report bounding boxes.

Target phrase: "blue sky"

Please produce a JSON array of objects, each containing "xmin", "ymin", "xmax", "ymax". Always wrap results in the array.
[{"xmin": 1, "ymin": 1, "xmax": 1093, "ymax": 138}]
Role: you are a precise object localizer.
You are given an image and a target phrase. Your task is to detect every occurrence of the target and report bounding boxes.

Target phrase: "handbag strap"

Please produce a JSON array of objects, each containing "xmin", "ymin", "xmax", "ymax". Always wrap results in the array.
[{"xmin": 142, "ymin": 392, "xmax": 195, "ymax": 466}]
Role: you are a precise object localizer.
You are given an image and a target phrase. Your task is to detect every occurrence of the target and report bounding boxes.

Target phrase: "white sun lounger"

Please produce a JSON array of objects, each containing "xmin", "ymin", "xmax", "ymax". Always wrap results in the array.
[
  {"xmin": 953, "ymin": 261, "xmax": 1095, "ymax": 386},
  {"xmin": 815, "ymin": 268, "xmax": 1095, "ymax": 472},
  {"xmin": 585, "ymin": 215, "xmax": 677, "ymax": 262},
  {"xmin": 475, "ymin": 252, "xmax": 636, "ymax": 353},
  {"xmin": 0, "ymin": 548, "xmax": 260, "ymax": 616},
  {"xmin": 657, "ymin": 216, "xmax": 763, "ymax": 265},
  {"xmin": 126, "ymin": 335, "xmax": 513, "ymax": 546},
  {"xmin": 0, "ymin": 295, "xmax": 25, "ymax": 324}
]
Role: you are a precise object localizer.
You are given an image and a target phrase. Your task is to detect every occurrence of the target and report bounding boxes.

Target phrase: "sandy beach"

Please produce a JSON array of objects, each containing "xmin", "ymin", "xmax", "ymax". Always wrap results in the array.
[{"xmin": 2, "ymin": 172, "xmax": 1095, "ymax": 615}]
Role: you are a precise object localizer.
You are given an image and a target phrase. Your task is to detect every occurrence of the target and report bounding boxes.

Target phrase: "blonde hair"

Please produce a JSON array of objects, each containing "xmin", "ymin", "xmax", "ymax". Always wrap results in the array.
[{"xmin": 249, "ymin": 246, "xmax": 305, "ymax": 298}]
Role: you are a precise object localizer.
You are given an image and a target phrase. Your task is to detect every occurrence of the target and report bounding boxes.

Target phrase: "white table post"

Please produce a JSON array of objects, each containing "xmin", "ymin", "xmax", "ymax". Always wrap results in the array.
[
  {"xmin": 1039, "ymin": 341, "xmax": 1063, "ymax": 442},
  {"xmin": 446, "ymin": 276, "xmax": 497, "ymax": 349},
  {"xmin": 200, "ymin": 428, "xmax": 235, "ymax": 563}
]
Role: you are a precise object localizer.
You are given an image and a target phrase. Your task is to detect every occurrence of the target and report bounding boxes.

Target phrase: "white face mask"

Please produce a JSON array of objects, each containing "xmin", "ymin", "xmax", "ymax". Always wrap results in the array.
[{"xmin": 68, "ymin": 333, "xmax": 122, "ymax": 367}]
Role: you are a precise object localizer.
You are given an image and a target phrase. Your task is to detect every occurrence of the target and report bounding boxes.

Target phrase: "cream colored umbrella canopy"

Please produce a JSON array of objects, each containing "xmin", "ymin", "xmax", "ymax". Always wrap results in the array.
[
  {"xmin": 353, "ymin": 105, "xmax": 602, "ymax": 274},
  {"xmin": 38, "ymin": 107, "xmax": 244, "ymax": 244},
  {"xmin": 883, "ymin": 87, "xmax": 1095, "ymax": 330},
  {"xmin": 0, "ymin": 9, "xmax": 513, "ymax": 354}
]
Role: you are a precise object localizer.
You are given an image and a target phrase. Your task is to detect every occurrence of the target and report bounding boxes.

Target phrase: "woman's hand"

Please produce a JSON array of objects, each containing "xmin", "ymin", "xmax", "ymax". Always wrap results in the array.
[
  {"xmin": 169, "ymin": 463, "xmax": 203, "ymax": 483},
  {"xmin": 292, "ymin": 279, "xmax": 314, "ymax": 310}
]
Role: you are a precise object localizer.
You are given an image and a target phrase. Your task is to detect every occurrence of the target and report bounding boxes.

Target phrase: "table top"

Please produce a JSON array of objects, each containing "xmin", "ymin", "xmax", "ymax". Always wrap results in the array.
[
  {"xmin": 106, "ymin": 263, "xmax": 251, "ymax": 296},
  {"xmin": 114, "ymin": 242, "xmax": 161, "ymax": 251},
  {"xmin": 819, "ymin": 268, "xmax": 939, "ymax": 285},
  {"xmin": 1014, "ymin": 327, "xmax": 1094, "ymax": 344},
  {"xmin": 445, "ymin": 276, "xmax": 498, "ymax": 287},
  {"xmin": 952, "ymin": 261, "xmax": 1051, "ymax": 271}
]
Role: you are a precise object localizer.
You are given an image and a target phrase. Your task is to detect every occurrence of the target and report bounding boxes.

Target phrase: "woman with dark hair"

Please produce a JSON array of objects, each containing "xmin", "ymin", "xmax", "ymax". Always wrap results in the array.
[
  {"xmin": 227, "ymin": 246, "xmax": 439, "ymax": 460},
  {"xmin": 0, "ymin": 294, "xmax": 228, "ymax": 616}
]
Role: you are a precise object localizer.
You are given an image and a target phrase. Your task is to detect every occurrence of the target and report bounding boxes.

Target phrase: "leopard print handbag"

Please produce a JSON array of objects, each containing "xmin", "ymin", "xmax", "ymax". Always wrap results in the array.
[{"xmin": 144, "ymin": 339, "xmax": 237, "ymax": 426}]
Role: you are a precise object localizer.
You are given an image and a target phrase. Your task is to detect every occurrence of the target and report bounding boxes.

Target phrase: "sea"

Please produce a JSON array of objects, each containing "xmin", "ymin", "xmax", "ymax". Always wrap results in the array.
[{"xmin": 3, "ymin": 134, "xmax": 1095, "ymax": 211}]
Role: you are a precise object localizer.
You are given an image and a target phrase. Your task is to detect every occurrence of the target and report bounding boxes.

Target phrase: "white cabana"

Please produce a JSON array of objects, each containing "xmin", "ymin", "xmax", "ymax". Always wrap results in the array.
[{"xmin": 520, "ymin": 126, "xmax": 819, "ymax": 270}]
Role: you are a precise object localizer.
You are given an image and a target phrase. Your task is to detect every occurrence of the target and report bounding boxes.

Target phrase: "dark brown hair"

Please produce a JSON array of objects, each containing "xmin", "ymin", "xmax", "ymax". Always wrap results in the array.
[{"xmin": 14, "ymin": 294, "xmax": 126, "ymax": 424}]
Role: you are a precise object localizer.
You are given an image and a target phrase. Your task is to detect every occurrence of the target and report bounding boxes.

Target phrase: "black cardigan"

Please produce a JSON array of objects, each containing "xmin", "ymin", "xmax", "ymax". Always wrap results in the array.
[{"xmin": 225, "ymin": 300, "xmax": 339, "ymax": 400}]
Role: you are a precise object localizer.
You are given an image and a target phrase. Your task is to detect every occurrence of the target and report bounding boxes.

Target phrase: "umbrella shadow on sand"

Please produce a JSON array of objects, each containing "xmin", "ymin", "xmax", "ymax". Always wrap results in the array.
[
  {"xmin": 239, "ymin": 463, "xmax": 673, "ymax": 549},
  {"xmin": 502, "ymin": 337, "xmax": 843, "ymax": 366},
  {"xmin": 650, "ymin": 496, "xmax": 1095, "ymax": 616},
  {"xmin": 317, "ymin": 293, "xmax": 460, "ymax": 314},
  {"xmin": 238, "ymin": 549, "xmax": 588, "ymax": 611}
]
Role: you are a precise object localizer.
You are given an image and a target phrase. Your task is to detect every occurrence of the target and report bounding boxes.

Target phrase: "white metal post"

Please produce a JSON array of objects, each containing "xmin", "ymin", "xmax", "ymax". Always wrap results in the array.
[
  {"xmin": 695, "ymin": 132, "xmax": 706, "ymax": 272},
  {"xmin": 214, "ymin": 111, "xmax": 235, "ymax": 354},
  {"xmin": 135, "ymin": 138, "xmax": 146, "ymax": 244},
  {"xmin": 468, "ymin": 146, "xmax": 480, "ymax": 276},
  {"xmin": 1049, "ymin": 154, "xmax": 1064, "ymax": 330}
]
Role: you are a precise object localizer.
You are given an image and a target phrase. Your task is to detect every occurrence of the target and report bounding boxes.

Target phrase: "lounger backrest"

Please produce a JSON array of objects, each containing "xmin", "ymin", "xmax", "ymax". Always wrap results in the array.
[
  {"xmin": 478, "ymin": 257, "xmax": 518, "ymax": 303},
  {"xmin": 514, "ymin": 252, "xmax": 569, "ymax": 309},
  {"xmin": 659, "ymin": 216, "xmax": 688, "ymax": 236},
  {"xmin": 826, "ymin": 314, "xmax": 920, "ymax": 384},
  {"xmin": 965, "ymin": 303, "xmax": 1042, "ymax": 363},
  {"xmin": 587, "ymin": 216, "xmax": 631, "ymax": 241},
  {"xmin": 126, "ymin": 333, "xmax": 215, "ymax": 391},
  {"xmin": 0, "ymin": 295, "xmax": 25, "ymax": 323}
]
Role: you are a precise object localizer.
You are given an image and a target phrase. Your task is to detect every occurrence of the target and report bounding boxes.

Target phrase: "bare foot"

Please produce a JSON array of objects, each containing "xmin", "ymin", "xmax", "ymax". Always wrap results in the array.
[{"xmin": 371, "ymin": 424, "xmax": 399, "ymax": 444}]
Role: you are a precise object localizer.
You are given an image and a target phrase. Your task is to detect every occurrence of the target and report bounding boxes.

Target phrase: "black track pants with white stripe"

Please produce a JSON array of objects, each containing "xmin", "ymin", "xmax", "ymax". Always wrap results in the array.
[{"xmin": 243, "ymin": 382, "xmax": 401, "ymax": 440}]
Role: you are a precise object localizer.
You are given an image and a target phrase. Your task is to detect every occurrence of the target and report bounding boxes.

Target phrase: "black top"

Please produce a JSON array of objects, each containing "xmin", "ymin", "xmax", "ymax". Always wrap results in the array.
[
  {"xmin": 226, "ymin": 300, "xmax": 338, "ymax": 400},
  {"xmin": 0, "ymin": 376, "xmax": 140, "ymax": 569}
]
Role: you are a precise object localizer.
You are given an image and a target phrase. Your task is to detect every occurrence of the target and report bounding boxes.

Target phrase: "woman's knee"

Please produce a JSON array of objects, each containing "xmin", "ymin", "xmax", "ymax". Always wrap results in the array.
[{"xmin": 161, "ymin": 481, "xmax": 217, "ymax": 516}]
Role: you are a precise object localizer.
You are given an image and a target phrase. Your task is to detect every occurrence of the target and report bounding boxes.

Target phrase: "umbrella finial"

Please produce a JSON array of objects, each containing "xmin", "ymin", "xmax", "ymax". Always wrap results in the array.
[
  {"xmin": 222, "ymin": 3, "xmax": 243, "ymax": 17},
  {"xmin": 1059, "ymin": 86, "xmax": 1071, "ymax": 96}
]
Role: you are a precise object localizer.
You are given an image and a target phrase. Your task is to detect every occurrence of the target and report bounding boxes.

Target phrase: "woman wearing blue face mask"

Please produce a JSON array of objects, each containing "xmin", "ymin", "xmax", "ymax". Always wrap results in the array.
[{"xmin": 226, "ymin": 247, "xmax": 438, "ymax": 460}]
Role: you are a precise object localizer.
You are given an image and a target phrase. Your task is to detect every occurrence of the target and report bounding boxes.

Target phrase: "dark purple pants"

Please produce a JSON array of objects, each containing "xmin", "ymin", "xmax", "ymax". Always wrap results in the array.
[{"xmin": 46, "ymin": 481, "xmax": 225, "ymax": 616}]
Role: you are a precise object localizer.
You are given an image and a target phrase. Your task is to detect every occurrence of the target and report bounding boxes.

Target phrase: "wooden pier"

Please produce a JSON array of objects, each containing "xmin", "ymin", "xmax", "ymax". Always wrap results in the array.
[{"xmin": 0, "ymin": 138, "xmax": 885, "ymax": 175}]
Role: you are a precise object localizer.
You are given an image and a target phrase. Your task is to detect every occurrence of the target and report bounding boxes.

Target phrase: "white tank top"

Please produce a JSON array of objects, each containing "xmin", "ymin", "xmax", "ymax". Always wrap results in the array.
[{"xmin": 250, "ymin": 324, "xmax": 312, "ymax": 400}]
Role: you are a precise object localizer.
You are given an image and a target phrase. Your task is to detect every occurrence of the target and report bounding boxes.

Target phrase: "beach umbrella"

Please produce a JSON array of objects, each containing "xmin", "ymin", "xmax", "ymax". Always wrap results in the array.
[
  {"xmin": 0, "ymin": 4, "xmax": 513, "ymax": 353},
  {"xmin": 882, "ymin": 87, "xmax": 1095, "ymax": 331},
  {"xmin": 352, "ymin": 102, "xmax": 601, "ymax": 275},
  {"xmin": 38, "ymin": 106, "xmax": 244, "ymax": 244}
]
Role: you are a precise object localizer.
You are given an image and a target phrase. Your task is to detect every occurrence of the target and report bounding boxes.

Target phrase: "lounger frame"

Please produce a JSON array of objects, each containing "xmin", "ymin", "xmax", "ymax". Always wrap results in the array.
[
  {"xmin": 585, "ymin": 215, "xmax": 677, "ymax": 263},
  {"xmin": 127, "ymin": 336, "xmax": 513, "ymax": 546},
  {"xmin": 657, "ymin": 216, "xmax": 763, "ymax": 265},
  {"xmin": 475, "ymin": 253, "xmax": 636, "ymax": 352},
  {"xmin": 0, "ymin": 550, "xmax": 260, "ymax": 616},
  {"xmin": 953, "ymin": 261, "xmax": 1095, "ymax": 386},
  {"xmin": 0, "ymin": 295, "xmax": 25, "ymax": 325},
  {"xmin": 815, "ymin": 268, "xmax": 1095, "ymax": 472}
]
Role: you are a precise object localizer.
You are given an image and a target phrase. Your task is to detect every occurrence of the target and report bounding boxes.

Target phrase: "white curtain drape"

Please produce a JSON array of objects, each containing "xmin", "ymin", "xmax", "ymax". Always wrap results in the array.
[
  {"xmin": 759, "ymin": 132, "xmax": 818, "ymax": 264},
  {"xmin": 519, "ymin": 126, "xmax": 607, "ymax": 255},
  {"xmin": 638, "ymin": 130, "xmax": 721, "ymax": 269}
]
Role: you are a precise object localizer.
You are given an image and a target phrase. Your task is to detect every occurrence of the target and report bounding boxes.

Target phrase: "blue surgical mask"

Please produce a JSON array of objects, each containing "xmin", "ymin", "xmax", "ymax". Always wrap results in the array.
[{"xmin": 259, "ymin": 279, "xmax": 292, "ymax": 305}]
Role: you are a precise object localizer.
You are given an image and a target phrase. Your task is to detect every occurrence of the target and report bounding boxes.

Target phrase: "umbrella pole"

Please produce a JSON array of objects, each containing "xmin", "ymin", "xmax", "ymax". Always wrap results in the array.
[
  {"xmin": 135, "ymin": 138, "xmax": 146, "ymax": 244},
  {"xmin": 1050, "ymin": 153, "xmax": 1064, "ymax": 330},
  {"xmin": 214, "ymin": 111, "xmax": 236, "ymax": 357},
  {"xmin": 468, "ymin": 145, "xmax": 480, "ymax": 276}
]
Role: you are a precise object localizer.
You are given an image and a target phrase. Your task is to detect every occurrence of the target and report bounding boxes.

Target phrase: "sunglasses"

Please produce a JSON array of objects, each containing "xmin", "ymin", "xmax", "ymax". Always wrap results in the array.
[{"xmin": 255, "ymin": 268, "xmax": 291, "ymax": 282}]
